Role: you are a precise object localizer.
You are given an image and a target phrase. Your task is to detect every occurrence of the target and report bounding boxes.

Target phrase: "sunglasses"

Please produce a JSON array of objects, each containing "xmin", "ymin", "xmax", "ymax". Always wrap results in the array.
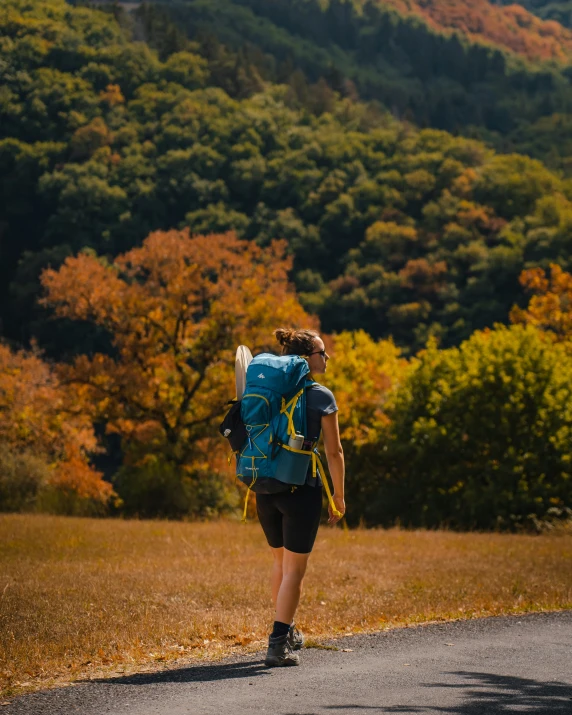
[{"xmin": 308, "ymin": 349, "xmax": 328, "ymax": 358}]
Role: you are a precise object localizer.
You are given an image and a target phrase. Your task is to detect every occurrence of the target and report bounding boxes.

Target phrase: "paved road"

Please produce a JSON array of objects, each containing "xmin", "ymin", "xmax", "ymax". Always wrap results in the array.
[{"xmin": 5, "ymin": 611, "xmax": 571, "ymax": 714}]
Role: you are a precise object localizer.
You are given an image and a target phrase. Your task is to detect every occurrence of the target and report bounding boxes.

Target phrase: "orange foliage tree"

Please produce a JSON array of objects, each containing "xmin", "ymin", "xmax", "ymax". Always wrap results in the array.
[
  {"xmin": 41, "ymin": 230, "xmax": 315, "ymax": 474},
  {"xmin": 0, "ymin": 344, "xmax": 112, "ymax": 503},
  {"xmin": 381, "ymin": 0, "xmax": 572, "ymax": 63},
  {"xmin": 510, "ymin": 263, "xmax": 572, "ymax": 342}
]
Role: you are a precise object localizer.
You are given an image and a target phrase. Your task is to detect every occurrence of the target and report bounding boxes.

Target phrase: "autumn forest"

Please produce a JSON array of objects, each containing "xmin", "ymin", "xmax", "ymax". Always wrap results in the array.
[{"xmin": 1, "ymin": 0, "xmax": 572, "ymax": 530}]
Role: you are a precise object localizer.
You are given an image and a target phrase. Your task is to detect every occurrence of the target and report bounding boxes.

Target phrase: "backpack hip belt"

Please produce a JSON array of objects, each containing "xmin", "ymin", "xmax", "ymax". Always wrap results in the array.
[{"xmin": 280, "ymin": 444, "xmax": 342, "ymax": 519}]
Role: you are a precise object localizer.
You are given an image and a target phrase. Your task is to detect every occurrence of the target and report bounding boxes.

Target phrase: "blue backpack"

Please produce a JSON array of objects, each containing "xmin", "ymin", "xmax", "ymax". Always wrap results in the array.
[
  {"xmin": 237, "ymin": 353, "xmax": 314, "ymax": 495},
  {"xmin": 220, "ymin": 352, "xmax": 342, "ymax": 521}
]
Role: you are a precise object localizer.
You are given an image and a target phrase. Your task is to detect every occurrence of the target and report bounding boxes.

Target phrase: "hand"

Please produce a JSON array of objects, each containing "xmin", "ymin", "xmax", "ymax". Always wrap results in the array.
[{"xmin": 328, "ymin": 494, "xmax": 345, "ymax": 525}]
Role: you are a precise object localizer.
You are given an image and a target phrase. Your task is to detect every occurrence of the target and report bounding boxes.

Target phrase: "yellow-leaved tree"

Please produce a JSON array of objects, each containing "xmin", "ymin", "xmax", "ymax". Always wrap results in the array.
[
  {"xmin": 321, "ymin": 330, "xmax": 409, "ymax": 521},
  {"xmin": 322, "ymin": 330, "xmax": 408, "ymax": 446}
]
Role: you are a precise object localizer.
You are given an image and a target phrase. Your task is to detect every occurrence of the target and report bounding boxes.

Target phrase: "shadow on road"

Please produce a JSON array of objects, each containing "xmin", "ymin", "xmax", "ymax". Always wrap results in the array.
[
  {"xmin": 85, "ymin": 659, "xmax": 271, "ymax": 685},
  {"xmin": 82, "ymin": 667, "xmax": 572, "ymax": 714},
  {"xmin": 304, "ymin": 671, "xmax": 572, "ymax": 714}
]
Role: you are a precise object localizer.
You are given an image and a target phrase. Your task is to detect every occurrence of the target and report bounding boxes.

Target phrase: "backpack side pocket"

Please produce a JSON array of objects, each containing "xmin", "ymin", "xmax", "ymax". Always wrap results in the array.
[{"xmin": 219, "ymin": 400, "xmax": 248, "ymax": 452}]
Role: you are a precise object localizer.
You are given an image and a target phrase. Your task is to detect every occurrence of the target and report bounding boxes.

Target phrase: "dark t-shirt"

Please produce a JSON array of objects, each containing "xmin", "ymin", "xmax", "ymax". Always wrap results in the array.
[{"xmin": 305, "ymin": 383, "xmax": 338, "ymax": 486}]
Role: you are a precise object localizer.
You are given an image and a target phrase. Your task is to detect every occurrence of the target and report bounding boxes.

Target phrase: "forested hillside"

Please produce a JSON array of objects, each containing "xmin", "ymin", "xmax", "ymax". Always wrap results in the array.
[
  {"xmin": 2, "ymin": 0, "xmax": 572, "ymax": 527},
  {"xmin": 2, "ymin": 0, "xmax": 572, "ymax": 357},
  {"xmin": 155, "ymin": 0, "xmax": 572, "ymax": 63},
  {"xmin": 148, "ymin": 0, "xmax": 572, "ymax": 174}
]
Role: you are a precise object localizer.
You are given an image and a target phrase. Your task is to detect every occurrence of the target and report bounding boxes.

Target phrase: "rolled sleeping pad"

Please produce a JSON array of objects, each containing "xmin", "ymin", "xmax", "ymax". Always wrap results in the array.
[{"xmin": 235, "ymin": 345, "xmax": 253, "ymax": 400}]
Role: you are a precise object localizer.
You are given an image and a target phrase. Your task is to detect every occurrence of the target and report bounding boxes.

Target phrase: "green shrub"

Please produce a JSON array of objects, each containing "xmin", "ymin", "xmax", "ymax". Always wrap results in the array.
[
  {"xmin": 352, "ymin": 324, "xmax": 572, "ymax": 531},
  {"xmin": 113, "ymin": 456, "xmax": 238, "ymax": 519},
  {"xmin": 34, "ymin": 486, "xmax": 111, "ymax": 517},
  {"xmin": 0, "ymin": 446, "xmax": 51, "ymax": 512}
]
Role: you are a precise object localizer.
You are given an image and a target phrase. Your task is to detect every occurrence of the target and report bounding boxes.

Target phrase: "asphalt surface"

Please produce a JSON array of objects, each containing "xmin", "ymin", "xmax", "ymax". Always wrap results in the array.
[{"xmin": 4, "ymin": 611, "xmax": 571, "ymax": 715}]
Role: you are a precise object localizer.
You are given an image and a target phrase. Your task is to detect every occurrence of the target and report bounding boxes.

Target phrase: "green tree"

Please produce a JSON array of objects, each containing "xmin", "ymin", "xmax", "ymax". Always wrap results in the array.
[{"xmin": 359, "ymin": 325, "xmax": 572, "ymax": 531}]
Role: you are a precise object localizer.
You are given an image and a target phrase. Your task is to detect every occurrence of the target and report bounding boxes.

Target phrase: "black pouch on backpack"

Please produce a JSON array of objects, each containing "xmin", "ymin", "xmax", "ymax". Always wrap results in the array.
[
  {"xmin": 239, "ymin": 475, "xmax": 291, "ymax": 494},
  {"xmin": 218, "ymin": 400, "xmax": 248, "ymax": 452}
]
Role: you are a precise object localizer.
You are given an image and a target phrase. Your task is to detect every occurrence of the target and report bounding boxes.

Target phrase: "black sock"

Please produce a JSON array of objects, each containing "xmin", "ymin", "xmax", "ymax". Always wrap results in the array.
[{"xmin": 271, "ymin": 620, "xmax": 290, "ymax": 638}]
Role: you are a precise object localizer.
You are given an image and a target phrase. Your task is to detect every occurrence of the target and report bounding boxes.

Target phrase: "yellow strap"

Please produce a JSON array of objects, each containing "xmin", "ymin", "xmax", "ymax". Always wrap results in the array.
[
  {"xmin": 314, "ymin": 452, "xmax": 342, "ymax": 519},
  {"xmin": 280, "ymin": 388, "xmax": 304, "ymax": 438},
  {"xmin": 242, "ymin": 487, "xmax": 251, "ymax": 522},
  {"xmin": 280, "ymin": 443, "xmax": 312, "ymax": 456},
  {"xmin": 282, "ymin": 402, "xmax": 296, "ymax": 438},
  {"xmin": 280, "ymin": 444, "xmax": 342, "ymax": 519},
  {"xmin": 282, "ymin": 388, "xmax": 304, "ymax": 413},
  {"xmin": 242, "ymin": 457, "xmax": 258, "ymax": 523}
]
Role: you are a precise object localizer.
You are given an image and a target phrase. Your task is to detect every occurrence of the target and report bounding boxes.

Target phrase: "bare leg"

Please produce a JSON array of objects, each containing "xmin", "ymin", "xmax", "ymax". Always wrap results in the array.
[
  {"xmin": 275, "ymin": 548, "xmax": 311, "ymax": 625},
  {"xmin": 270, "ymin": 546, "xmax": 284, "ymax": 607}
]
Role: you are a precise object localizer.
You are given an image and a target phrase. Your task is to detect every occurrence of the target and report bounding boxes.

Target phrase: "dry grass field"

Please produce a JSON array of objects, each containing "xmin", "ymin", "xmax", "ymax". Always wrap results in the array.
[{"xmin": 1, "ymin": 514, "xmax": 571, "ymax": 698}]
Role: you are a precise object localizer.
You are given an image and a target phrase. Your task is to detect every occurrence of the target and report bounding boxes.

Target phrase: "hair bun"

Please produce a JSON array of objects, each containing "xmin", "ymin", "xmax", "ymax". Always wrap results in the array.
[
  {"xmin": 274, "ymin": 328, "xmax": 296, "ymax": 346},
  {"xmin": 273, "ymin": 327, "xmax": 319, "ymax": 356}
]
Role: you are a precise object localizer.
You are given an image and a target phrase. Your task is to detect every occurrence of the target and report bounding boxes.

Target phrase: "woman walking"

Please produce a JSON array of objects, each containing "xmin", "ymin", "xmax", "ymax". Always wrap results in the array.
[{"xmin": 257, "ymin": 328, "xmax": 345, "ymax": 667}]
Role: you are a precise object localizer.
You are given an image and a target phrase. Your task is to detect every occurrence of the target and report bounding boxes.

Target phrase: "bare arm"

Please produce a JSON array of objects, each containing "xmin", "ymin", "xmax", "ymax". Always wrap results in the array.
[{"xmin": 321, "ymin": 411, "xmax": 345, "ymax": 524}]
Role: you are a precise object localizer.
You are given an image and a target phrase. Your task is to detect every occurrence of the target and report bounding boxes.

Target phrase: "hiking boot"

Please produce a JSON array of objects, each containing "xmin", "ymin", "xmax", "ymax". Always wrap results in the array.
[
  {"xmin": 288, "ymin": 624, "xmax": 304, "ymax": 651},
  {"xmin": 264, "ymin": 633, "xmax": 300, "ymax": 667}
]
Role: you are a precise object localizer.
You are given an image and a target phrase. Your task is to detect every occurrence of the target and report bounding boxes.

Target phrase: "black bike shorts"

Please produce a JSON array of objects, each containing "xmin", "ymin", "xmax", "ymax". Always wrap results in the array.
[{"xmin": 256, "ymin": 484, "xmax": 323, "ymax": 554}]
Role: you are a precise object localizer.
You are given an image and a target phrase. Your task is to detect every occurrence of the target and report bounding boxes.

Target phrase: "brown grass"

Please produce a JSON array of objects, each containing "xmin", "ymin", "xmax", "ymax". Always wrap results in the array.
[{"xmin": 1, "ymin": 514, "xmax": 571, "ymax": 698}]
